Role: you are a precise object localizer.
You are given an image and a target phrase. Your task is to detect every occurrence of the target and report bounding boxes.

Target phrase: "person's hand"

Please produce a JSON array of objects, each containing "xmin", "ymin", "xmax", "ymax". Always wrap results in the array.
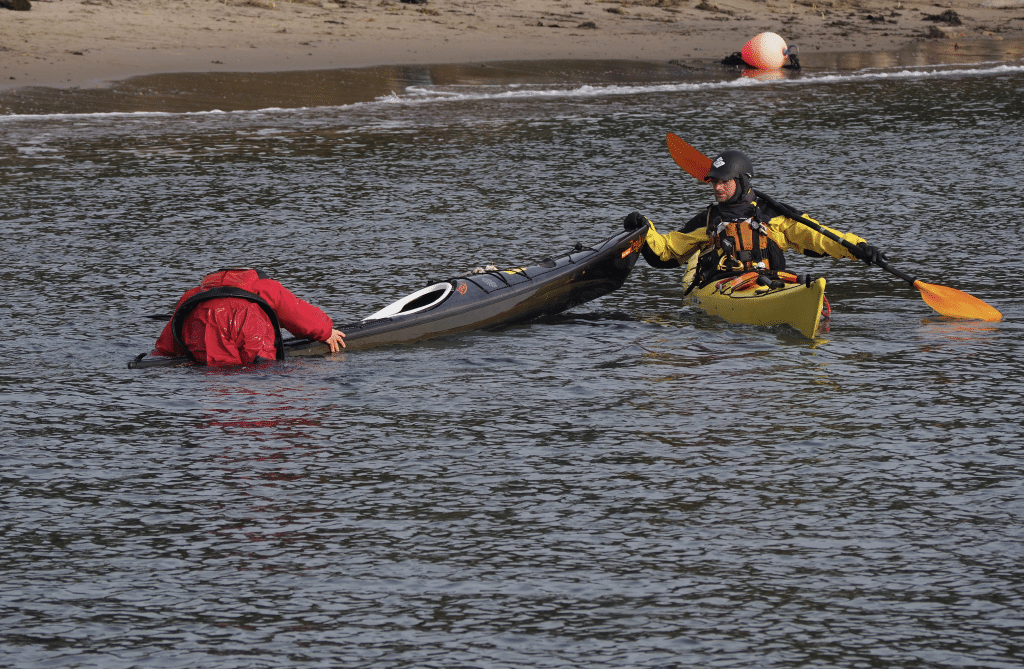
[
  {"xmin": 623, "ymin": 211, "xmax": 649, "ymax": 231},
  {"xmin": 854, "ymin": 242, "xmax": 888, "ymax": 265},
  {"xmin": 325, "ymin": 329, "xmax": 346, "ymax": 353}
]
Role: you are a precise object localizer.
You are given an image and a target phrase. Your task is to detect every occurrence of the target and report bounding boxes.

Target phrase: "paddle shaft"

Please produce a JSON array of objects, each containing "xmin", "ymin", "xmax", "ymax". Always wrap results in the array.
[{"xmin": 752, "ymin": 189, "xmax": 920, "ymax": 287}]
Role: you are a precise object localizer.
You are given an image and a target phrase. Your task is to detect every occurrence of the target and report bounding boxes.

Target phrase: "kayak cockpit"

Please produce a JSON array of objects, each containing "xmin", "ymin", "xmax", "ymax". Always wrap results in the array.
[{"xmin": 363, "ymin": 281, "xmax": 454, "ymax": 321}]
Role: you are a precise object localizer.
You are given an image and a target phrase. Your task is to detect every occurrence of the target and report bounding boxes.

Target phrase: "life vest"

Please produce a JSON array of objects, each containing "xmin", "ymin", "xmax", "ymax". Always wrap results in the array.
[
  {"xmin": 170, "ymin": 269, "xmax": 286, "ymax": 362},
  {"xmin": 687, "ymin": 204, "xmax": 786, "ymax": 293},
  {"xmin": 710, "ymin": 217, "xmax": 771, "ymax": 272}
]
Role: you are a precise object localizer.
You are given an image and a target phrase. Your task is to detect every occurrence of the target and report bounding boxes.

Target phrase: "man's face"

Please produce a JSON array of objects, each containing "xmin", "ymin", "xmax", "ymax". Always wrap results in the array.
[{"xmin": 710, "ymin": 177, "xmax": 737, "ymax": 203}]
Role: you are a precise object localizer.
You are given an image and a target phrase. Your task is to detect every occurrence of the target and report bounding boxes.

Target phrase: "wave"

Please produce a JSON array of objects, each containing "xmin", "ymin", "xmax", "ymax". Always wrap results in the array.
[
  {"xmin": 1, "ymin": 60, "xmax": 1021, "ymax": 122},
  {"xmin": 382, "ymin": 61, "xmax": 1024, "ymax": 105}
]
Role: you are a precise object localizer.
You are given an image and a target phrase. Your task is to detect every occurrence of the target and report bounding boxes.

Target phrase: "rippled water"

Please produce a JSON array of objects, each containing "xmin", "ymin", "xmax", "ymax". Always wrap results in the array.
[{"xmin": 2, "ymin": 46, "xmax": 1023, "ymax": 668}]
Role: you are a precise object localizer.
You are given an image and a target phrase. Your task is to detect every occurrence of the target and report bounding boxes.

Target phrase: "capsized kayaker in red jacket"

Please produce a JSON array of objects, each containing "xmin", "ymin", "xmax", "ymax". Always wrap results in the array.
[{"xmin": 153, "ymin": 268, "xmax": 345, "ymax": 367}]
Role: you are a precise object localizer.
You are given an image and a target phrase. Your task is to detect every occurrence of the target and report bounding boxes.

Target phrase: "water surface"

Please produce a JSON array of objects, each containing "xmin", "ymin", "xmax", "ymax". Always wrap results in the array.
[{"xmin": 2, "ymin": 46, "xmax": 1023, "ymax": 668}]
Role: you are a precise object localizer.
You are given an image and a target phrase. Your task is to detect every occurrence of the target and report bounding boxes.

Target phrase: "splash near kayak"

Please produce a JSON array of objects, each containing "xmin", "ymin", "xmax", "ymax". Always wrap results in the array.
[{"xmin": 741, "ymin": 32, "xmax": 788, "ymax": 69}]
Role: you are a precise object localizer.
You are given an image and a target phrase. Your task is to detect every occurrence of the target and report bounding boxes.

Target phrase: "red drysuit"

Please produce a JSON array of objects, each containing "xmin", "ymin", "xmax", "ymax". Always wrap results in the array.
[{"xmin": 154, "ymin": 268, "xmax": 335, "ymax": 367}]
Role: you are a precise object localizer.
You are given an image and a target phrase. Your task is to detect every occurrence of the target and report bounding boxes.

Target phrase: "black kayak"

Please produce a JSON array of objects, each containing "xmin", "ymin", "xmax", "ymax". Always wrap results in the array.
[{"xmin": 128, "ymin": 224, "xmax": 647, "ymax": 368}]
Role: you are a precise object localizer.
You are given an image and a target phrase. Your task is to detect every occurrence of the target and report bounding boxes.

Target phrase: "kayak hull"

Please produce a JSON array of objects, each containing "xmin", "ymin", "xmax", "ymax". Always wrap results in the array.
[
  {"xmin": 129, "ymin": 226, "xmax": 646, "ymax": 368},
  {"xmin": 682, "ymin": 254, "xmax": 826, "ymax": 339}
]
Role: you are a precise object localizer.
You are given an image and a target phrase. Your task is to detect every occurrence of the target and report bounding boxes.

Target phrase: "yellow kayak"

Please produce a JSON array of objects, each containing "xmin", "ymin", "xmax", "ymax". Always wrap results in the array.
[{"xmin": 682, "ymin": 253, "xmax": 827, "ymax": 338}]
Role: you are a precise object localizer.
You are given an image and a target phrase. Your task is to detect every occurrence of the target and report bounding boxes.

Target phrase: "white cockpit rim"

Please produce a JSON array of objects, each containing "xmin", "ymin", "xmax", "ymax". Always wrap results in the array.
[{"xmin": 362, "ymin": 282, "xmax": 454, "ymax": 321}]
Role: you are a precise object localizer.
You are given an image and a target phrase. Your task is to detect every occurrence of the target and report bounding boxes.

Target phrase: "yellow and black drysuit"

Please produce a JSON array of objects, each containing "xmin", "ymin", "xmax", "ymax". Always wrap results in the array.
[{"xmin": 639, "ymin": 189, "xmax": 867, "ymax": 288}]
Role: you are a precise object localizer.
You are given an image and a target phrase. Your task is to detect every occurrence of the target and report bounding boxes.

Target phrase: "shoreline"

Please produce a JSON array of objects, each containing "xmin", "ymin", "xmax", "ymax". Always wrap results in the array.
[
  {"xmin": 2, "ymin": 0, "xmax": 1022, "ymax": 113},
  {"xmin": 5, "ymin": 0, "xmax": 1023, "ymax": 83}
]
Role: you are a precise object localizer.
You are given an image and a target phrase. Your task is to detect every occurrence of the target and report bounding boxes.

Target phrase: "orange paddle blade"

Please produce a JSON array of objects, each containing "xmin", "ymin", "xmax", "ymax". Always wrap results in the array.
[
  {"xmin": 666, "ymin": 132, "xmax": 712, "ymax": 181},
  {"xmin": 913, "ymin": 280, "xmax": 1002, "ymax": 322}
]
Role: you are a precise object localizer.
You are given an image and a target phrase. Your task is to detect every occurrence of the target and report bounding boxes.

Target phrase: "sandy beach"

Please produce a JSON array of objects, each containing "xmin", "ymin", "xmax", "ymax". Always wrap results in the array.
[{"xmin": 2, "ymin": 0, "xmax": 1022, "ymax": 93}]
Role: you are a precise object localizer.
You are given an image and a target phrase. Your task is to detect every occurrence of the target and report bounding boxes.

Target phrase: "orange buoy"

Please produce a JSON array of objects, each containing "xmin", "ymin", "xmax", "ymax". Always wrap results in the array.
[{"xmin": 741, "ymin": 32, "xmax": 788, "ymax": 70}]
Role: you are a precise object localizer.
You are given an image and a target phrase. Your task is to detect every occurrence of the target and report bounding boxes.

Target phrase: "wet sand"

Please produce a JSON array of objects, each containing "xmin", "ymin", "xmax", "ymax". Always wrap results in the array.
[{"xmin": 1, "ymin": 0, "xmax": 1022, "ymax": 112}]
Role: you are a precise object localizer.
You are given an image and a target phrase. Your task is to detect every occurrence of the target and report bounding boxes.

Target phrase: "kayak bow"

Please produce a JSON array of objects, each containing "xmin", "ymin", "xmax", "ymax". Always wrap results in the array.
[{"xmin": 682, "ymin": 254, "xmax": 827, "ymax": 338}]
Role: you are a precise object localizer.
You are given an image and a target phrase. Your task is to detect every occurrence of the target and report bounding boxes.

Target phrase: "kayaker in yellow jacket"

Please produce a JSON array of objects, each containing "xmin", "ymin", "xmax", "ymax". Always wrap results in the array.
[{"xmin": 623, "ymin": 149, "xmax": 886, "ymax": 288}]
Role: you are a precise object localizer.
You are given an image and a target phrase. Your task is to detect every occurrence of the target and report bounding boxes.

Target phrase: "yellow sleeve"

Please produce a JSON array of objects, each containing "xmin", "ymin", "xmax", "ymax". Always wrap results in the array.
[
  {"xmin": 772, "ymin": 215, "xmax": 867, "ymax": 260},
  {"xmin": 643, "ymin": 218, "xmax": 708, "ymax": 263}
]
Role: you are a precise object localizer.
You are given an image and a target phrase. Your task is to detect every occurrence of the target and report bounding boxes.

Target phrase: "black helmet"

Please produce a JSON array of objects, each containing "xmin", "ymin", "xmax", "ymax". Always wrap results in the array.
[{"xmin": 705, "ymin": 150, "xmax": 754, "ymax": 182}]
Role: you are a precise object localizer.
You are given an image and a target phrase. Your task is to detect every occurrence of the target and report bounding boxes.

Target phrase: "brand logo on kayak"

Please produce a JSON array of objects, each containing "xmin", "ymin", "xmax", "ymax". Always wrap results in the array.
[
  {"xmin": 457, "ymin": 282, "xmax": 468, "ymax": 295},
  {"xmin": 622, "ymin": 237, "xmax": 643, "ymax": 258}
]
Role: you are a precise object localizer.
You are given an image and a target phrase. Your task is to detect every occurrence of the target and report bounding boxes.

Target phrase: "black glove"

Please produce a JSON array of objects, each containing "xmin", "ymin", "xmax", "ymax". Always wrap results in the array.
[
  {"xmin": 854, "ymin": 242, "xmax": 887, "ymax": 265},
  {"xmin": 623, "ymin": 211, "xmax": 649, "ymax": 231}
]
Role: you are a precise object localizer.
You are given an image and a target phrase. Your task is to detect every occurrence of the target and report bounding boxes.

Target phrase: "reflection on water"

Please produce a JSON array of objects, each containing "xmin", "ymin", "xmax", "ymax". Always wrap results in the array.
[
  {"xmin": 1, "ymin": 54, "xmax": 1023, "ymax": 669},
  {"xmin": 811, "ymin": 36, "xmax": 1024, "ymax": 70},
  {"xmin": 916, "ymin": 316, "xmax": 1004, "ymax": 342},
  {"xmin": 0, "ymin": 59, "xmax": 711, "ymax": 115},
  {"xmin": 740, "ymin": 67, "xmax": 788, "ymax": 81},
  {"xmin": 2, "ymin": 39, "xmax": 1022, "ymax": 115}
]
